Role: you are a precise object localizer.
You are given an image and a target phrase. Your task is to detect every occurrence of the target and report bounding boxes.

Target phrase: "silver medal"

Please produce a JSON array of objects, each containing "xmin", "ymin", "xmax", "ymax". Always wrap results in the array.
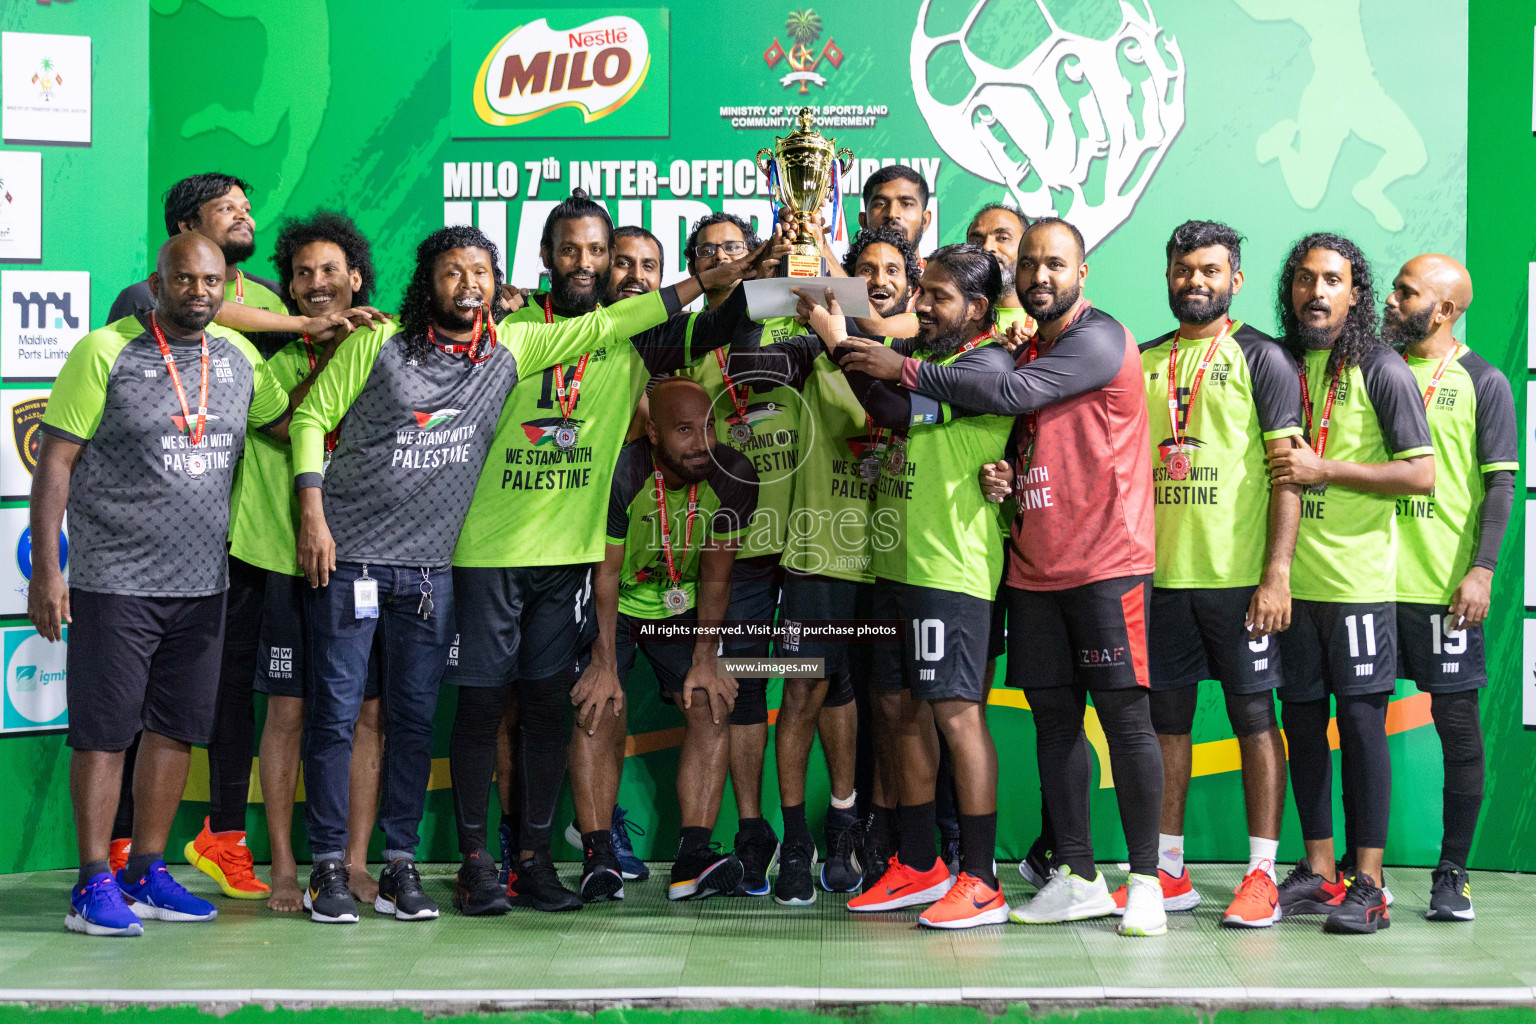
[
  {"xmin": 729, "ymin": 421, "xmax": 753, "ymax": 445},
  {"xmin": 663, "ymin": 586, "xmax": 690, "ymax": 616},
  {"xmin": 185, "ymin": 451, "xmax": 209, "ymax": 477},
  {"xmin": 857, "ymin": 453, "xmax": 882, "ymax": 483},
  {"xmin": 885, "ymin": 446, "xmax": 906, "ymax": 475},
  {"xmin": 554, "ymin": 423, "xmax": 579, "ymax": 450}
]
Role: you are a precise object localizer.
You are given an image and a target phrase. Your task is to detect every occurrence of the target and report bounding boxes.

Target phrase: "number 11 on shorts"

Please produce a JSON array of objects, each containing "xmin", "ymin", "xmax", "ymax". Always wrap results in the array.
[{"xmin": 1344, "ymin": 613, "xmax": 1377, "ymax": 658}]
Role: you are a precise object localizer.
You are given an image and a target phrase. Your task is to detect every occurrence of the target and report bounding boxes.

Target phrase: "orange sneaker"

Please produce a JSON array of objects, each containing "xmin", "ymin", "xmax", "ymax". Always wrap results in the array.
[
  {"xmin": 183, "ymin": 817, "xmax": 270, "ymax": 899},
  {"xmin": 1222, "ymin": 867, "xmax": 1280, "ymax": 928},
  {"xmin": 108, "ymin": 838, "xmax": 132, "ymax": 875},
  {"xmin": 1111, "ymin": 866, "xmax": 1201, "ymax": 915},
  {"xmin": 918, "ymin": 873, "xmax": 1010, "ymax": 929},
  {"xmin": 847, "ymin": 856, "xmax": 953, "ymax": 912}
]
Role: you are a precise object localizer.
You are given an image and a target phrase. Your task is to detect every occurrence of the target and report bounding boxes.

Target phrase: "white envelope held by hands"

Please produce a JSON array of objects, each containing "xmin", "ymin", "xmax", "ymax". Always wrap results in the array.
[{"xmin": 743, "ymin": 277, "xmax": 871, "ymax": 321}]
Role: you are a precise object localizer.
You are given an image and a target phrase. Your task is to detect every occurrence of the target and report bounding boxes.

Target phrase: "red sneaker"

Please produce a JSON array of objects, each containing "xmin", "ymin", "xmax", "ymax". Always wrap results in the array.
[
  {"xmin": 1222, "ymin": 868, "xmax": 1280, "ymax": 927},
  {"xmin": 184, "ymin": 817, "xmax": 270, "ymax": 899},
  {"xmin": 847, "ymin": 856, "xmax": 953, "ymax": 912},
  {"xmin": 1111, "ymin": 866, "xmax": 1201, "ymax": 915},
  {"xmin": 918, "ymin": 873, "xmax": 1009, "ymax": 929}
]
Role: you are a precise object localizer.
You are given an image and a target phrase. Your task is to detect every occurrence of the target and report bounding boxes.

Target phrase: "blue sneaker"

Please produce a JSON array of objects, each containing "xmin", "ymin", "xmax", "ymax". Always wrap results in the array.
[
  {"xmin": 117, "ymin": 860, "xmax": 218, "ymax": 922},
  {"xmin": 565, "ymin": 805, "xmax": 649, "ymax": 881},
  {"xmin": 66, "ymin": 873, "xmax": 143, "ymax": 936},
  {"xmin": 610, "ymin": 805, "xmax": 649, "ymax": 881},
  {"xmin": 498, "ymin": 821, "xmax": 514, "ymax": 887}
]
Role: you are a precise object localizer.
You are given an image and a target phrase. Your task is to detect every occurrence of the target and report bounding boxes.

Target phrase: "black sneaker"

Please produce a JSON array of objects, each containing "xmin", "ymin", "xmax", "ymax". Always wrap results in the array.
[
  {"xmin": 580, "ymin": 846, "xmax": 626, "ymax": 903},
  {"xmin": 941, "ymin": 834, "xmax": 961, "ymax": 878},
  {"xmin": 304, "ymin": 859, "xmax": 359, "ymax": 924},
  {"xmin": 1017, "ymin": 835, "xmax": 1054, "ymax": 889},
  {"xmin": 454, "ymin": 850, "xmax": 511, "ymax": 916},
  {"xmin": 1427, "ymin": 860, "xmax": 1475, "ymax": 921},
  {"xmin": 377, "ymin": 859, "xmax": 439, "ymax": 920},
  {"xmin": 820, "ymin": 811, "xmax": 862, "ymax": 892},
  {"xmin": 732, "ymin": 822, "xmax": 780, "ymax": 897},
  {"xmin": 507, "ymin": 850, "xmax": 582, "ymax": 912},
  {"xmin": 669, "ymin": 844, "xmax": 743, "ymax": 901},
  {"xmin": 1341, "ymin": 866, "xmax": 1395, "ymax": 906},
  {"xmin": 1276, "ymin": 857, "xmax": 1347, "ymax": 916},
  {"xmin": 774, "ymin": 838, "xmax": 818, "ymax": 906},
  {"xmin": 861, "ymin": 819, "xmax": 895, "ymax": 894},
  {"xmin": 1324, "ymin": 870, "xmax": 1390, "ymax": 934}
]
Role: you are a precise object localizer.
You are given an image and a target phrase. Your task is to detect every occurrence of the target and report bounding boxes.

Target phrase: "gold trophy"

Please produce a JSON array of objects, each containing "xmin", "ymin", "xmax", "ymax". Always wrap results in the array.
[{"xmin": 758, "ymin": 108, "xmax": 854, "ymax": 277}]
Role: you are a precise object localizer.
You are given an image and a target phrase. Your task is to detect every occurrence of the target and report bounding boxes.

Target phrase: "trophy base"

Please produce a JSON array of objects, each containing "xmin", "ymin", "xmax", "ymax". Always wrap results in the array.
[{"xmin": 786, "ymin": 252, "xmax": 823, "ymax": 278}]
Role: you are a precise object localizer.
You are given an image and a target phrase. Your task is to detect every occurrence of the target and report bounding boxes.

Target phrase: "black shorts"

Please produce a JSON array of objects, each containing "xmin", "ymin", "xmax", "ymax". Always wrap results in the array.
[
  {"xmin": 1277, "ymin": 599, "xmax": 1397, "ymax": 702},
  {"xmin": 1395, "ymin": 601, "xmax": 1487, "ymax": 693},
  {"xmin": 723, "ymin": 555, "xmax": 781, "ymax": 727},
  {"xmin": 617, "ymin": 609, "xmax": 698, "ymax": 702},
  {"xmin": 1005, "ymin": 575, "xmax": 1152, "ymax": 691},
  {"xmin": 253, "ymin": 567, "xmax": 381, "ymax": 700},
  {"xmin": 869, "ymin": 580, "xmax": 993, "ymax": 702},
  {"xmin": 66, "ymin": 589, "xmax": 226, "ymax": 751},
  {"xmin": 779, "ymin": 571, "xmax": 879, "ymax": 683},
  {"xmin": 446, "ymin": 564, "xmax": 596, "ymax": 687},
  {"xmin": 1149, "ymin": 586, "xmax": 1280, "ymax": 694}
]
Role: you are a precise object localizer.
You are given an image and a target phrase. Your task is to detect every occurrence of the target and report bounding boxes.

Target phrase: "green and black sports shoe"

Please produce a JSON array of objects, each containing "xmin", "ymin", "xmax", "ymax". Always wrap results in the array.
[{"xmin": 1427, "ymin": 860, "xmax": 1475, "ymax": 921}]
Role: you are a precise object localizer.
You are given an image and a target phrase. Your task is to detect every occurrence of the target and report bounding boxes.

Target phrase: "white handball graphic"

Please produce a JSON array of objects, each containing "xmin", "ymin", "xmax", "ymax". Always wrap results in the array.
[{"xmin": 911, "ymin": 0, "xmax": 1186, "ymax": 253}]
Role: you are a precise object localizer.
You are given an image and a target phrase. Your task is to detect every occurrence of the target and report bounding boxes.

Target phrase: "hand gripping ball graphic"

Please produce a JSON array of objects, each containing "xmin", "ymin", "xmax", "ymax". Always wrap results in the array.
[{"xmin": 911, "ymin": 0, "xmax": 1186, "ymax": 253}]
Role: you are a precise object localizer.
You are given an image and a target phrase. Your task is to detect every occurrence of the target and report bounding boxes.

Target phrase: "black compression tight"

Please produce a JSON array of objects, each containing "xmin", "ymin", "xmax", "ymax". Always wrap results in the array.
[
  {"xmin": 1432, "ymin": 689, "xmax": 1484, "ymax": 867},
  {"xmin": 1284, "ymin": 694, "xmax": 1391, "ymax": 850},
  {"xmin": 450, "ymin": 671, "xmax": 574, "ymax": 858},
  {"xmin": 1026, "ymin": 686, "xmax": 1162, "ymax": 877}
]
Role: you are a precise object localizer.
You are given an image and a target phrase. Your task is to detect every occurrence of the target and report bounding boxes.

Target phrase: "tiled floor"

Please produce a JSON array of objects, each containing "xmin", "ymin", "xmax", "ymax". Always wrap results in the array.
[{"xmin": 3, "ymin": 863, "xmax": 1535, "ymax": 1001}]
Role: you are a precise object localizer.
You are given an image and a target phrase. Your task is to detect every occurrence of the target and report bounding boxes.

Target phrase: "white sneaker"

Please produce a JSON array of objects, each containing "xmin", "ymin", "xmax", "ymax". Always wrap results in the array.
[
  {"xmin": 1117, "ymin": 872, "xmax": 1169, "ymax": 936},
  {"xmin": 1009, "ymin": 865, "xmax": 1116, "ymax": 924}
]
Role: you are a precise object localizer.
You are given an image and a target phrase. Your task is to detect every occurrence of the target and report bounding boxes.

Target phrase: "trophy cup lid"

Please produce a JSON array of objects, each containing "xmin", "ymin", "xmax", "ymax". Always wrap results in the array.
[{"xmin": 778, "ymin": 107, "xmax": 836, "ymax": 156}]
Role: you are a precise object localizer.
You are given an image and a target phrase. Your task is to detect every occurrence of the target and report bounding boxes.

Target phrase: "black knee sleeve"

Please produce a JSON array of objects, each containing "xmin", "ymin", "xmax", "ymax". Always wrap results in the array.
[
  {"xmin": 1336, "ymin": 692, "xmax": 1391, "ymax": 851},
  {"xmin": 1148, "ymin": 684, "xmax": 1197, "ymax": 736},
  {"xmin": 1224, "ymin": 689, "xmax": 1277, "ymax": 738},
  {"xmin": 824, "ymin": 668, "xmax": 855, "ymax": 708},
  {"xmin": 1431, "ymin": 689, "xmax": 1485, "ymax": 788},
  {"xmin": 728, "ymin": 675, "xmax": 769, "ymax": 726},
  {"xmin": 517, "ymin": 671, "xmax": 577, "ymax": 850}
]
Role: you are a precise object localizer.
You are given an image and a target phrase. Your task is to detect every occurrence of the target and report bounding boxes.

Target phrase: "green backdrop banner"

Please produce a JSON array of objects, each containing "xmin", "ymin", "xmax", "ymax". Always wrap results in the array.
[{"xmin": 2, "ymin": 0, "xmax": 1524, "ymax": 875}]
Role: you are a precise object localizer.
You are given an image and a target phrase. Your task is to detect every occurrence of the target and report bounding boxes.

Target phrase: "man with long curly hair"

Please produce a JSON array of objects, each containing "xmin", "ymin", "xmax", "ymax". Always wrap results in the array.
[
  {"xmin": 1266, "ymin": 233, "xmax": 1435, "ymax": 935},
  {"xmin": 286, "ymin": 225, "xmax": 754, "ymax": 926}
]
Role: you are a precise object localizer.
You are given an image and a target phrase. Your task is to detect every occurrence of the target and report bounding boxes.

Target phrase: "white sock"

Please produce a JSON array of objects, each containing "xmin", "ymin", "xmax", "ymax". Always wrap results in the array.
[
  {"xmin": 1247, "ymin": 837, "xmax": 1279, "ymax": 881},
  {"xmin": 830, "ymin": 790, "xmax": 857, "ymax": 810},
  {"xmin": 1157, "ymin": 833, "xmax": 1185, "ymax": 877}
]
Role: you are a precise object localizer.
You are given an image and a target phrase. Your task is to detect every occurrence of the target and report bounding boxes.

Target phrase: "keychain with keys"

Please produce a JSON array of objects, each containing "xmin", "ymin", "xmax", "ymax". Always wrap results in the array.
[
  {"xmin": 417, "ymin": 567, "xmax": 435, "ymax": 620},
  {"xmin": 353, "ymin": 564, "xmax": 379, "ymax": 619}
]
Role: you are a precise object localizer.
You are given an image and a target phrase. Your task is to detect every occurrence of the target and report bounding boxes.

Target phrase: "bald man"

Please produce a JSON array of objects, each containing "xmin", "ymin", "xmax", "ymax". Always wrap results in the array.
[
  {"xmin": 31, "ymin": 233, "xmax": 292, "ymax": 937},
  {"xmin": 1383, "ymin": 255, "xmax": 1515, "ymax": 922},
  {"xmin": 569, "ymin": 377, "xmax": 759, "ymax": 902}
]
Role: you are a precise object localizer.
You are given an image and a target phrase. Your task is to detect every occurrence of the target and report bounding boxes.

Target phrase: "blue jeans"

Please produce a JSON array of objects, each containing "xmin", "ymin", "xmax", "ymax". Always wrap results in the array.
[{"xmin": 303, "ymin": 562, "xmax": 455, "ymax": 860}]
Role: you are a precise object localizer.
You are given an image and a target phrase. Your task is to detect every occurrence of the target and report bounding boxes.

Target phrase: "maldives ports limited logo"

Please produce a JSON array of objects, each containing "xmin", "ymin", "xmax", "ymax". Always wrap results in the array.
[{"xmin": 453, "ymin": 9, "xmax": 670, "ymax": 139}]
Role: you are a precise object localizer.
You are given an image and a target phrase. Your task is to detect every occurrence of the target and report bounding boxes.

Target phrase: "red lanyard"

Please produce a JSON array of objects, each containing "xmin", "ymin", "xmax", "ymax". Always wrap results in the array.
[
  {"xmin": 1297, "ymin": 359, "xmax": 1342, "ymax": 460},
  {"xmin": 1166, "ymin": 319, "xmax": 1232, "ymax": 449},
  {"xmin": 954, "ymin": 327, "xmax": 995, "ymax": 357},
  {"xmin": 1412, "ymin": 342, "xmax": 1462, "ymax": 410},
  {"xmin": 652, "ymin": 462, "xmax": 699, "ymax": 587},
  {"xmin": 232, "ymin": 269, "xmax": 244, "ymax": 305},
  {"xmin": 426, "ymin": 306, "xmax": 491, "ymax": 362},
  {"xmin": 301, "ymin": 334, "xmax": 340, "ymax": 453},
  {"xmin": 715, "ymin": 348, "xmax": 749, "ymax": 420},
  {"xmin": 149, "ymin": 312, "xmax": 210, "ymax": 445},
  {"xmin": 544, "ymin": 295, "xmax": 590, "ymax": 418}
]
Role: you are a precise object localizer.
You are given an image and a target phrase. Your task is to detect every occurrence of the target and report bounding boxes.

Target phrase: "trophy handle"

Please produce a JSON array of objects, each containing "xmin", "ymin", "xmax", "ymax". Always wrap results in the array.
[
  {"xmin": 836, "ymin": 148, "xmax": 854, "ymax": 176},
  {"xmin": 756, "ymin": 147, "xmax": 775, "ymax": 178}
]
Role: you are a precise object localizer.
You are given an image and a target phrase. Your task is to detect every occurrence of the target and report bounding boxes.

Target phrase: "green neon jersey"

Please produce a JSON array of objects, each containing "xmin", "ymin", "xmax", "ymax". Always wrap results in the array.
[
  {"xmin": 1291, "ymin": 345, "xmax": 1433, "ymax": 603},
  {"xmin": 607, "ymin": 437, "xmax": 758, "ymax": 618},
  {"xmin": 1395, "ymin": 345, "xmax": 1518, "ymax": 603},
  {"xmin": 682, "ymin": 315, "xmax": 801, "ymax": 560},
  {"xmin": 1139, "ymin": 321, "xmax": 1304, "ymax": 588},
  {"xmin": 869, "ymin": 337, "xmax": 1014, "ymax": 600}
]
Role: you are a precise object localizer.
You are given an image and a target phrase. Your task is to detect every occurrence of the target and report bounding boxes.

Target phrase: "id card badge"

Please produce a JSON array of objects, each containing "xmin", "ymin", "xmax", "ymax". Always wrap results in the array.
[{"xmin": 353, "ymin": 576, "xmax": 379, "ymax": 619}]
